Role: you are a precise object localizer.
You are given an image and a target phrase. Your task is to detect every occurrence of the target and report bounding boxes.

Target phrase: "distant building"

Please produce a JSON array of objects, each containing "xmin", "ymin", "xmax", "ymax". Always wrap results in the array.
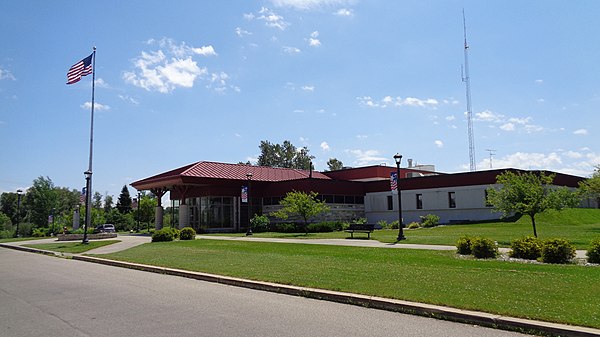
[{"xmin": 131, "ymin": 161, "xmax": 591, "ymax": 232}]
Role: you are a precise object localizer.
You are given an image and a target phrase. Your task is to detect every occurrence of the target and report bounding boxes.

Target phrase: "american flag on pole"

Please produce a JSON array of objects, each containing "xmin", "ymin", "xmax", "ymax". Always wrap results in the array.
[
  {"xmin": 80, "ymin": 187, "xmax": 87, "ymax": 204},
  {"xmin": 390, "ymin": 172, "xmax": 398, "ymax": 191},
  {"xmin": 67, "ymin": 53, "xmax": 93, "ymax": 85},
  {"xmin": 241, "ymin": 186, "xmax": 248, "ymax": 203}
]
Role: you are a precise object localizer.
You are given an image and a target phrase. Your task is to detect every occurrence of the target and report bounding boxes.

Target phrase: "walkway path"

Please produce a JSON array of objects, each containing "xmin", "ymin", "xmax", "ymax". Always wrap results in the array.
[{"xmin": 2, "ymin": 234, "xmax": 587, "ymax": 258}]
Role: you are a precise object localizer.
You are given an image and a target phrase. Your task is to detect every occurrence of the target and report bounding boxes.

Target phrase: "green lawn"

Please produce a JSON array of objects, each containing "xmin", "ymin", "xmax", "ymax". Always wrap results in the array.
[
  {"xmin": 24, "ymin": 240, "xmax": 120, "ymax": 254},
  {"xmin": 101, "ymin": 239, "xmax": 600, "ymax": 328},
  {"xmin": 0, "ymin": 237, "xmax": 46, "ymax": 244},
  {"xmin": 210, "ymin": 209, "xmax": 600, "ymax": 248}
]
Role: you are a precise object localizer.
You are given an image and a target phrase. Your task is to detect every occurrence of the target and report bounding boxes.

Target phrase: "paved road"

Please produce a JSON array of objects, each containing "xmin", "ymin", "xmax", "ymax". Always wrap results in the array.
[{"xmin": 0, "ymin": 248, "xmax": 530, "ymax": 337}]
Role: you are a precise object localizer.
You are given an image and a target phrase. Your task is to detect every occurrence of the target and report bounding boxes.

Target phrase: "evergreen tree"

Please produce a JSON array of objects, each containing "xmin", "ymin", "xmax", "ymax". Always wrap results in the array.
[{"xmin": 116, "ymin": 185, "xmax": 133, "ymax": 214}]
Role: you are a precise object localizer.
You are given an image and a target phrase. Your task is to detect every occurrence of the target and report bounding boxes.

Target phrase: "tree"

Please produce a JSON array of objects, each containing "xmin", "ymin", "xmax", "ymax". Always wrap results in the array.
[
  {"xmin": 270, "ymin": 191, "xmax": 330, "ymax": 234},
  {"xmin": 116, "ymin": 185, "xmax": 133, "ymax": 214},
  {"xmin": 0, "ymin": 192, "xmax": 24, "ymax": 225},
  {"xmin": 104, "ymin": 195, "xmax": 114, "ymax": 213},
  {"xmin": 25, "ymin": 176, "xmax": 57, "ymax": 227},
  {"xmin": 256, "ymin": 140, "xmax": 314, "ymax": 169},
  {"xmin": 486, "ymin": 170, "xmax": 579, "ymax": 237},
  {"xmin": 293, "ymin": 147, "xmax": 315, "ymax": 170},
  {"xmin": 326, "ymin": 158, "xmax": 344, "ymax": 171},
  {"xmin": 92, "ymin": 191, "xmax": 103, "ymax": 209},
  {"xmin": 578, "ymin": 165, "xmax": 600, "ymax": 207},
  {"xmin": 139, "ymin": 195, "xmax": 157, "ymax": 231}
]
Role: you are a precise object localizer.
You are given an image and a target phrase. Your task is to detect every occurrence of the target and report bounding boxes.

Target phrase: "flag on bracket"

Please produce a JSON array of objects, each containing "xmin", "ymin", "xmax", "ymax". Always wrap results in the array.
[
  {"xmin": 390, "ymin": 172, "xmax": 398, "ymax": 191},
  {"xmin": 79, "ymin": 187, "xmax": 87, "ymax": 204},
  {"xmin": 241, "ymin": 186, "xmax": 248, "ymax": 203},
  {"xmin": 67, "ymin": 53, "xmax": 93, "ymax": 84}
]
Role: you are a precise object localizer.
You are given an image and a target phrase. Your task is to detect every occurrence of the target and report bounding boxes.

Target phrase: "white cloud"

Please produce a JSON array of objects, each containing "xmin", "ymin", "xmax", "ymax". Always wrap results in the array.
[
  {"xmin": 537, "ymin": 98, "xmax": 545, "ymax": 103},
  {"xmin": 434, "ymin": 140, "xmax": 444, "ymax": 148},
  {"xmin": 357, "ymin": 96, "xmax": 440, "ymax": 109},
  {"xmin": 251, "ymin": 7, "xmax": 289, "ymax": 30},
  {"xmin": 235, "ymin": 27, "xmax": 252, "ymax": 37},
  {"xmin": 474, "ymin": 110, "xmax": 504, "ymax": 122},
  {"xmin": 334, "ymin": 8, "xmax": 354, "ymax": 17},
  {"xmin": 94, "ymin": 78, "xmax": 109, "ymax": 88},
  {"xmin": 320, "ymin": 141, "xmax": 330, "ymax": 151},
  {"xmin": 475, "ymin": 149, "xmax": 600, "ymax": 177},
  {"xmin": 301, "ymin": 85, "xmax": 314, "ymax": 92},
  {"xmin": 207, "ymin": 72, "xmax": 238, "ymax": 93},
  {"xmin": 307, "ymin": 31, "xmax": 321, "ymax": 47},
  {"xmin": 123, "ymin": 38, "xmax": 227, "ymax": 93},
  {"xmin": 271, "ymin": 0, "xmax": 353, "ymax": 11},
  {"xmin": 535, "ymin": 79, "xmax": 544, "ymax": 84},
  {"xmin": 346, "ymin": 149, "xmax": 387, "ymax": 166},
  {"xmin": 356, "ymin": 134, "xmax": 368, "ymax": 139},
  {"xmin": 81, "ymin": 102, "xmax": 110, "ymax": 111},
  {"xmin": 0, "ymin": 67, "xmax": 15, "ymax": 81},
  {"xmin": 574, "ymin": 129, "xmax": 588, "ymax": 135},
  {"xmin": 191, "ymin": 45, "xmax": 217, "ymax": 56},
  {"xmin": 283, "ymin": 46, "xmax": 302, "ymax": 54},
  {"xmin": 499, "ymin": 123, "xmax": 515, "ymax": 131},
  {"xmin": 118, "ymin": 95, "xmax": 139, "ymax": 105},
  {"xmin": 445, "ymin": 115, "xmax": 456, "ymax": 121}
]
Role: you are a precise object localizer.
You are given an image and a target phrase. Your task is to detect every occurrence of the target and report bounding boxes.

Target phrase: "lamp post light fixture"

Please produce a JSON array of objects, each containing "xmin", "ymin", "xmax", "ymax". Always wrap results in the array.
[
  {"xmin": 15, "ymin": 189, "xmax": 22, "ymax": 238},
  {"xmin": 83, "ymin": 170, "xmax": 92, "ymax": 244},
  {"xmin": 393, "ymin": 153, "xmax": 406, "ymax": 241},
  {"xmin": 246, "ymin": 172, "xmax": 253, "ymax": 236}
]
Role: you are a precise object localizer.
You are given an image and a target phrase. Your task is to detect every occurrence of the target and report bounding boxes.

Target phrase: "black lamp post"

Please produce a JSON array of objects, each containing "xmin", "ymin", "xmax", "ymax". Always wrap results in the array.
[
  {"xmin": 394, "ymin": 153, "xmax": 406, "ymax": 241},
  {"xmin": 15, "ymin": 189, "xmax": 22, "ymax": 238},
  {"xmin": 246, "ymin": 172, "xmax": 253, "ymax": 236},
  {"xmin": 137, "ymin": 191, "xmax": 141, "ymax": 233},
  {"xmin": 83, "ymin": 170, "xmax": 92, "ymax": 244},
  {"xmin": 51, "ymin": 208, "xmax": 55, "ymax": 236}
]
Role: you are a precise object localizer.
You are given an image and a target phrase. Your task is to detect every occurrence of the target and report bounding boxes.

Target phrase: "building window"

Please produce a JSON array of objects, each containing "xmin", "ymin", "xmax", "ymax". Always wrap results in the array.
[
  {"xmin": 448, "ymin": 192, "xmax": 456, "ymax": 208},
  {"xmin": 416, "ymin": 194, "xmax": 423, "ymax": 209},
  {"xmin": 387, "ymin": 195, "xmax": 393, "ymax": 210}
]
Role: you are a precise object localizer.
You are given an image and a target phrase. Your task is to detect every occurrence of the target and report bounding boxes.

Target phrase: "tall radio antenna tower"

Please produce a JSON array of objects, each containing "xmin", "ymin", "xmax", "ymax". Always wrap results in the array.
[{"xmin": 462, "ymin": 10, "xmax": 476, "ymax": 171}]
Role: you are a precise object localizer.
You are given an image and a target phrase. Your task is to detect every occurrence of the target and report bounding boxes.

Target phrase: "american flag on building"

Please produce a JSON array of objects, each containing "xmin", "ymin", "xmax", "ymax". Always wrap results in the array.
[
  {"xmin": 241, "ymin": 186, "xmax": 248, "ymax": 203},
  {"xmin": 390, "ymin": 172, "xmax": 398, "ymax": 191},
  {"xmin": 67, "ymin": 53, "xmax": 93, "ymax": 85}
]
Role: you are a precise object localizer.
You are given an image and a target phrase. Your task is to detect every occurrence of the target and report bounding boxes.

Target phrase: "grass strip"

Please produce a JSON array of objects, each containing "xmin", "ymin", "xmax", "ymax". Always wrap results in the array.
[
  {"xmin": 100, "ymin": 239, "xmax": 600, "ymax": 328},
  {"xmin": 25, "ymin": 240, "xmax": 120, "ymax": 254}
]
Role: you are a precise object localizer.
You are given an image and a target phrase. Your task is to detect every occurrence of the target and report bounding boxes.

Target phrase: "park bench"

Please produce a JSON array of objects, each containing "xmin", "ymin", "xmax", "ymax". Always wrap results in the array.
[{"xmin": 345, "ymin": 224, "xmax": 375, "ymax": 239}]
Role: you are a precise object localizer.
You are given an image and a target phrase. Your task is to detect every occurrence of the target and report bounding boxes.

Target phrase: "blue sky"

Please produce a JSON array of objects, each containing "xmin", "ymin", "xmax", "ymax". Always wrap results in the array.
[{"xmin": 1, "ymin": 0, "xmax": 599, "ymax": 201}]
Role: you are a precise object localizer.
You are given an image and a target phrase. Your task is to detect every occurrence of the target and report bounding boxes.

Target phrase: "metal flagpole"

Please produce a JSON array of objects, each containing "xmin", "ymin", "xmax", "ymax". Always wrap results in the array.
[{"xmin": 83, "ymin": 46, "xmax": 96, "ymax": 244}]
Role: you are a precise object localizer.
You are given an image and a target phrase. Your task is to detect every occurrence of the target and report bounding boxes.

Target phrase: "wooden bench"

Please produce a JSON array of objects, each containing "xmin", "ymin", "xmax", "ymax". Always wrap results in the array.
[{"xmin": 345, "ymin": 224, "xmax": 375, "ymax": 239}]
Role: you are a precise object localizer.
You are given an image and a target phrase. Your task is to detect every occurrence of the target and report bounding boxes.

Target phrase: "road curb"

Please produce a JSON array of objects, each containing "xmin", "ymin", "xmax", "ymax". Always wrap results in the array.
[{"xmin": 71, "ymin": 254, "xmax": 600, "ymax": 337}]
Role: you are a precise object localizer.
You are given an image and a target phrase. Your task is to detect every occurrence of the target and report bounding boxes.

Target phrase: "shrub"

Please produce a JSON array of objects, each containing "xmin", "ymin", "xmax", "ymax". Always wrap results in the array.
[
  {"xmin": 307, "ymin": 221, "xmax": 345, "ymax": 233},
  {"xmin": 587, "ymin": 238, "xmax": 600, "ymax": 264},
  {"xmin": 471, "ymin": 237, "xmax": 498, "ymax": 259},
  {"xmin": 270, "ymin": 223, "xmax": 298, "ymax": 233},
  {"xmin": 162, "ymin": 226, "xmax": 180, "ymax": 240},
  {"xmin": 456, "ymin": 235, "xmax": 473, "ymax": 255},
  {"xmin": 407, "ymin": 222, "xmax": 420, "ymax": 229},
  {"xmin": 31, "ymin": 228, "xmax": 47, "ymax": 237},
  {"xmin": 0, "ymin": 230, "xmax": 13, "ymax": 239},
  {"xmin": 180, "ymin": 227, "xmax": 196, "ymax": 240},
  {"xmin": 152, "ymin": 228, "xmax": 174, "ymax": 242},
  {"xmin": 541, "ymin": 238, "xmax": 576, "ymax": 264},
  {"xmin": 250, "ymin": 214, "xmax": 270, "ymax": 233},
  {"xmin": 420, "ymin": 214, "xmax": 440, "ymax": 228},
  {"xmin": 389, "ymin": 220, "xmax": 400, "ymax": 229},
  {"xmin": 377, "ymin": 220, "xmax": 389, "ymax": 229},
  {"xmin": 510, "ymin": 236, "xmax": 542, "ymax": 260}
]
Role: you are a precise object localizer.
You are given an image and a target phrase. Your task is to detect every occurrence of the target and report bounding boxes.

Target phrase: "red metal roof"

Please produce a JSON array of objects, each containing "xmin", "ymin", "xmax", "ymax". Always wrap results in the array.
[{"xmin": 132, "ymin": 161, "xmax": 331, "ymax": 189}]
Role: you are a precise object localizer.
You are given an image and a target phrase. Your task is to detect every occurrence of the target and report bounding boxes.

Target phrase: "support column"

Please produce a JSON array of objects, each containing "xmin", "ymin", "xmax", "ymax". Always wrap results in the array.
[
  {"xmin": 73, "ymin": 208, "xmax": 80, "ymax": 230},
  {"xmin": 178, "ymin": 204, "xmax": 189, "ymax": 229},
  {"xmin": 155, "ymin": 206, "xmax": 164, "ymax": 230},
  {"xmin": 151, "ymin": 187, "xmax": 168, "ymax": 230}
]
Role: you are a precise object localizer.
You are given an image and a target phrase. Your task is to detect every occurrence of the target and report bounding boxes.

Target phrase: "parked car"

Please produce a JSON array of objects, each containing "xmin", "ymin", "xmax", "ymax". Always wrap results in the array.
[{"xmin": 93, "ymin": 224, "xmax": 116, "ymax": 234}]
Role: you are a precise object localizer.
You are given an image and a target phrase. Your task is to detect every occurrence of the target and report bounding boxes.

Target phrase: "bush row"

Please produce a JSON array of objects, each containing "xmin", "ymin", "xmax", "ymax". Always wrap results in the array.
[
  {"xmin": 152, "ymin": 227, "xmax": 196, "ymax": 242},
  {"xmin": 456, "ymin": 235, "xmax": 600, "ymax": 264}
]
